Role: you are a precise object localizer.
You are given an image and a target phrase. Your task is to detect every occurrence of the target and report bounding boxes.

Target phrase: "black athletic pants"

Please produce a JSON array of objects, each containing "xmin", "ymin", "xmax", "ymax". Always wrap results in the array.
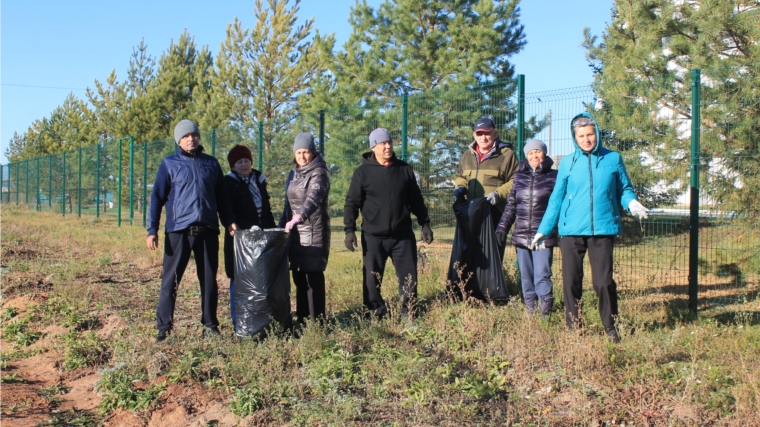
[
  {"xmin": 292, "ymin": 271, "xmax": 326, "ymax": 324},
  {"xmin": 361, "ymin": 231, "xmax": 418, "ymax": 317},
  {"xmin": 156, "ymin": 231, "xmax": 219, "ymax": 331},
  {"xmin": 559, "ymin": 235, "xmax": 618, "ymax": 331}
]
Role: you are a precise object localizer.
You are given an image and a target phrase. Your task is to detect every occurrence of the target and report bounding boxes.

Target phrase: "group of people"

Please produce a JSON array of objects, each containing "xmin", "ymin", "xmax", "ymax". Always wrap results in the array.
[{"xmin": 146, "ymin": 112, "xmax": 648, "ymax": 344}]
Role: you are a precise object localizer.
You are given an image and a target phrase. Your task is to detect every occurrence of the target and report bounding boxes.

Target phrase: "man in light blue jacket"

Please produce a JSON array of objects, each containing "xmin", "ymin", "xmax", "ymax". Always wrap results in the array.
[{"xmin": 531, "ymin": 113, "xmax": 648, "ymax": 342}]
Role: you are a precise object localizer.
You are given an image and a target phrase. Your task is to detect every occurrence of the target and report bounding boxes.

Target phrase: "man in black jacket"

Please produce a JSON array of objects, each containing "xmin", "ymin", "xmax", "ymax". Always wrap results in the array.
[{"xmin": 344, "ymin": 128, "xmax": 434, "ymax": 318}]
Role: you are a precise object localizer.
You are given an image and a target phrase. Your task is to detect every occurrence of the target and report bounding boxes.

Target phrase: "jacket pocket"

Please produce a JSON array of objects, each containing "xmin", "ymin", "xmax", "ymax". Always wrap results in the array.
[
  {"xmin": 564, "ymin": 194, "xmax": 573, "ymax": 218},
  {"xmin": 362, "ymin": 200, "xmax": 379, "ymax": 222}
]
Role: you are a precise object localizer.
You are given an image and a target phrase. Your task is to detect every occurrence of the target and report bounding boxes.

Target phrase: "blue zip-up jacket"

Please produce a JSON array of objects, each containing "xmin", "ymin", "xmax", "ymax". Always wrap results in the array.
[
  {"xmin": 147, "ymin": 145, "xmax": 234, "ymax": 236},
  {"xmin": 537, "ymin": 112, "xmax": 638, "ymax": 237}
]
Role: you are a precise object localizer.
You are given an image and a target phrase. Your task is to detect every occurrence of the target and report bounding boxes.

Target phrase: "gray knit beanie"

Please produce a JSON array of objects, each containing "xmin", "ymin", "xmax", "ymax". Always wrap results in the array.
[
  {"xmin": 523, "ymin": 139, "xmax": 547, "ymax": 157},
  {"xmin": 174, "ymin": 119, "xmax": 200, "ymax": 144},
  {"xmin": 369, "ymin": 128, "xmax": 392, "ymax": 149},
  {"xmin": 293, "ymin": 132, "xmax": 317, "ymax": 154}
]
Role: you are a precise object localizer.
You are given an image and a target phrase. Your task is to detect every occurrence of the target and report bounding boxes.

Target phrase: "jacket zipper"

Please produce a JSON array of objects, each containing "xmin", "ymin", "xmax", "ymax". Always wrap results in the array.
[
  {"xmin": 529, "ymin": 171, "xmax": 535, "ymax": 240},
  {"xmin": 588, "ymin": 153, "xmax": 594, "ymax": 235}
]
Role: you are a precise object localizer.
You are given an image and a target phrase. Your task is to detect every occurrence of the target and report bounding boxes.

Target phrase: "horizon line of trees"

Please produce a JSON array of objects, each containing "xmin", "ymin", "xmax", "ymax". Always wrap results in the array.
[{"xmin": 5, "ymin": 0, "xmax": 759, "ymax": 213}]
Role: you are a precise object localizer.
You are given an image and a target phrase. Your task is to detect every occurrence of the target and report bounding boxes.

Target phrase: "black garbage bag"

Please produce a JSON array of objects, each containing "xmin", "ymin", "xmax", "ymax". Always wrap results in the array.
[
  {"xmin": 233, "ymin": 228, "xmax": 292, "ymax": 338},
  {"xmin": 447, "ymin": 196, "xmax": 510, "ymax": 303}
]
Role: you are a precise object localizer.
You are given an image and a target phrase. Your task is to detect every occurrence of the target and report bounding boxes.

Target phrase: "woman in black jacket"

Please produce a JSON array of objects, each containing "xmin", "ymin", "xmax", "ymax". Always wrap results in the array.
[
  {"xmin": 280, "ymin": 133, "xmax": 331, "ymax": 325},
  {"xmin": 223, "ymin": 145, "xmax": 276, "ymax": 325},
  {"xmin": 495, "ymin": 139, "xmax": 558, "ymax": 317}
]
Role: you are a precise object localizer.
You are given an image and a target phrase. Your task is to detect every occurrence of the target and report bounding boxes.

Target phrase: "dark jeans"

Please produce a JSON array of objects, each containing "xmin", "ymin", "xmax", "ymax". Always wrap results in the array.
[
  {"xmin": 559, "ymin": 235, "xmax": 618, "ymax": 331},
  {"xmin": 156, "ymin": 231, "xmax": 219, "ymax": 331},
  {"xmin": 292, "ymin": 271, "xmax": 326, "ymax": 324},
  {"xmin": 361, "ymin": 231, "xmax": 418, "ymax": 317}
]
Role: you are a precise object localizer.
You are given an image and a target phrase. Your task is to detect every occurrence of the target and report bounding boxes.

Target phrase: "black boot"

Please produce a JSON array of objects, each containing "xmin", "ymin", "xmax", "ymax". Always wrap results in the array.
[
  {"xmin": 524, "ymin": 294, "xmax": 538, "ymax": 316},
  {"xmin": 156, "ymin": 329, "xmax": 170, "ymax": 343},
  {"xmin": 606, "ymin": 327, "xmax": 620, "ymax": 343},
  {"xmin": 540, "ymin": 296, "xmax": 554, "ymax": 318}
]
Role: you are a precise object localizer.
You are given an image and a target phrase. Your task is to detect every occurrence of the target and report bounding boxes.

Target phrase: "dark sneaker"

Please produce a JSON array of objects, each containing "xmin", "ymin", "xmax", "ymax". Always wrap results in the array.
[
  {"xmin": 156, "ymin": 329, "xmax": 170, "ymax": 343},
  {"xmin": 202, "ymin": 326, "xmax": 222, "ymax": 339},
  {"xmin": 524, "ymin": 294, "xmax": 538, "ymax": 316},
  {"xmin": 606, "ymin": 328, "xmax": 621, "ymax": 343},
  {"xmin": 540, "ymin": 297, "xmax": 554, "ymax": 318}
]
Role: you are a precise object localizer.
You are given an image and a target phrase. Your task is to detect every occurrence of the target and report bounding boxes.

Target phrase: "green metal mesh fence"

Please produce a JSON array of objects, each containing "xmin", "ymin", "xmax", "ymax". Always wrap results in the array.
[
  {"xmin": 695, "ymin": 66, "xmax": 760, "ymax": 313},
  {"xmin": 2, "ymin": 71, "xmax": 758, "ymax": 315}
]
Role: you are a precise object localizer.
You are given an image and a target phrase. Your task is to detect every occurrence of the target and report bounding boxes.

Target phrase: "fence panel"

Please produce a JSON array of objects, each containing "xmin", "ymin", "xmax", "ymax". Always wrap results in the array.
[
  {"xmin": 1, "ymin": 71, "xmax": 758, "ymax": 316},
  {"xmin": 696, "ymin": 66, "xmax": 760, "ymax": 313}
]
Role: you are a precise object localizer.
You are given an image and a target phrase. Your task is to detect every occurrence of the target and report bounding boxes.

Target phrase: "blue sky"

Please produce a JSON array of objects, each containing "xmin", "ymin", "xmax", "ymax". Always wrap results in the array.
[{"xmin": 1, "ymin": 0, "xmax": 614, "ymax": 165}]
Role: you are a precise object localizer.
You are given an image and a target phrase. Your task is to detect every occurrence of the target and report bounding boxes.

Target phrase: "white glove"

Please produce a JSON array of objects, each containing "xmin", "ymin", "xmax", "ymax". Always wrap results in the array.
[
  {"xmin": 530, "ymin": 233, "xmax": 546, "ymax": 251},
  {"xmin": 486, "ymin": 191, "xmax": 499, "ymax": 205},
  {"xmin": 628, "ymin": 200, "xmax": 648, "ymax": 219}
]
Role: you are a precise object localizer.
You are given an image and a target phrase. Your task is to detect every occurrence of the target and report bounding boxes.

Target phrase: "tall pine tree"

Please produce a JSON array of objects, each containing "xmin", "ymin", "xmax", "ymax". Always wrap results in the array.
[{"xmin": 584, "ymin": 0, "xmax": 760, "ymax": 211}]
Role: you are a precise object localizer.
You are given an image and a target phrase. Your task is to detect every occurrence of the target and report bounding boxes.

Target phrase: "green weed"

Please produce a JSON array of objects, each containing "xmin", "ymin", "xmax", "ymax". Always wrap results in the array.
[
  {"xmin": 1, "ymin": 371, "xmax": 27, "ymax": 383},
  {"xmin": 227, "ymin": 386, "xmax": 264, "ymax": 416},
  {"xmin": 96, "ymin": 368, "xmax": 165, "ymax": 412},
  {"xmin": 1, "ymin": 306, "xmax": 19, "ymax": 322},
  {"xmin": 62, "ymin": 331, "xmax": 110, "ymax": 370},
  {"xmin": 37, "ymin": 409, "xmax": 101, "ymax": 427}
]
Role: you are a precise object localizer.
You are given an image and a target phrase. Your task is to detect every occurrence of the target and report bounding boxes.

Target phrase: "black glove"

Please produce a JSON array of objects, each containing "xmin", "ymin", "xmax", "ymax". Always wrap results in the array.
[
  {"xmin": 344, "ymin": 231, "xmax": 357, "ymax": 252},
  {"xmin": 421, "ymin": 224, "xmax": 434, "ymax": 244},
  {"xmin": 453, "ymin": 186, "xmax": 466, "ymax": 199},
  {"xmin": 495, "ymin": 231, "xmax": 507, "ymax": 247}
]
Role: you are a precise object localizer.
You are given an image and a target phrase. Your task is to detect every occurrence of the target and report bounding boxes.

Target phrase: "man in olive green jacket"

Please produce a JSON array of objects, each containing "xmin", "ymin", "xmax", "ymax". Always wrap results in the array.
[{"xmin": 454, "ymin": 117, "xmax": 520, "ymax": 257}]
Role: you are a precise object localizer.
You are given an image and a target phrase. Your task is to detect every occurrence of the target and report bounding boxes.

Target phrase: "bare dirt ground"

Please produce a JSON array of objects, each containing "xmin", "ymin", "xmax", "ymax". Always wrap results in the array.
[{"xmin": 0, "ymin": 232, "xmax": 248, "ymax": 427}]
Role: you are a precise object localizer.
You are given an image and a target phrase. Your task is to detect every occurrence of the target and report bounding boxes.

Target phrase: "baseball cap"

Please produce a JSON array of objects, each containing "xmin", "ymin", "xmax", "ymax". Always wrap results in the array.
[{"xmin": 473, "ymin": 118, "xmax": 495, "ymax": 132}]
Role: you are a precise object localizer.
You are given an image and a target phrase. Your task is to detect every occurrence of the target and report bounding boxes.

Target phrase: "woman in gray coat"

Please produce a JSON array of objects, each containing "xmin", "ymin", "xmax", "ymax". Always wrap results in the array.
[{"xmin": 280, "ymin": 133, "xmax": 331, "ymax": 324}]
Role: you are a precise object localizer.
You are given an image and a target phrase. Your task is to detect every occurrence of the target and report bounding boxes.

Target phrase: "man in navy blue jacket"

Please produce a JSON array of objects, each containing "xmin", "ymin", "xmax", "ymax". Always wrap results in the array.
[{"xmin": 147, "ymin": 119, "xmax": 237, "ymax": 342}]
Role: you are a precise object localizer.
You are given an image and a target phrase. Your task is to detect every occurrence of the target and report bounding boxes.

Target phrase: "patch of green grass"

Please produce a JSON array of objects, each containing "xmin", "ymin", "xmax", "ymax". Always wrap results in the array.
[
  {"xmin": 61, "ymin": 331, "xmax": 110, "ymax": 370},
  {"xmin": 1, "ymin": 306, "xmax": 19, "ymax": 322},
  {"xmin": 37, "ymin": 408, "xmax": 101, "ymax": 426},
  {"xmin": 227, "ymin": 386, "xmax": 264, "ymax": 416},
  {"xmin": 96, "ymin": 368, "xmax": 165, "ymax": 413},
  {"xmin": 1, "ymin": 371, "xmax": 27, "ymax": 383}
]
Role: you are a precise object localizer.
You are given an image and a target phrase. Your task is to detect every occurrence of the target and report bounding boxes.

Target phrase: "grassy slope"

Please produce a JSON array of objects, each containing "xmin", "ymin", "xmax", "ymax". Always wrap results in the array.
[{"xmin": 1, "ymin": 205, "xmax": 759, "ymax": 426}]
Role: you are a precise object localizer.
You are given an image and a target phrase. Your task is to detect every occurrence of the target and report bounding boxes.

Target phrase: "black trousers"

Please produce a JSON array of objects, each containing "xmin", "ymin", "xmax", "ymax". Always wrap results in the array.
[
  {"xmin": 361, "ymin": 231, "xmax": 418, "ymax": 317},
  {"xmin": 292, "ymin": 271, "xmax": 326, "ymax": 324},
  {"xmin": 559, "ymin": 235, "xmax": 618, "ymax": 331},
  {"xmin": 156, "ymin": 231, "xmax": 219, "ymax": 331}
]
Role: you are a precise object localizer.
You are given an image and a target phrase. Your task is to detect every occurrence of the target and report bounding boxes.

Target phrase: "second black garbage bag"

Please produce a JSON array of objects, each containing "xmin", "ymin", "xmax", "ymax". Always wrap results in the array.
[
  {"xmin": 233, "ymin": 228, "xmax": 292, "ymax": 338},
  {"xmin": 447, "ymin": 196, "xmax": 510, "ymax": 303}
]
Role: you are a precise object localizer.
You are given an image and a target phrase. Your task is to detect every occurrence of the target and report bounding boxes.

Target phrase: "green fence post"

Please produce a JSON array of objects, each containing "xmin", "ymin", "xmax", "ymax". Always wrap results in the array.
[
  {"xmin": 129, "ymin": 136, "xmax": 135, "ymax": 225},
  {"xmin": 211, "ymin": 129, "xmax": 216, "ymax": 158},
  {"xmin": 25, "ymin": 160, "xmax": 30, "ymax": 205},
  {"xmin": 78, "ymin": 147, "xmax": 82, "ymax": 217},
  {"xmin": 517, "ymin": 74, "xmax": 525, "ymax": 162},
  {"xmin": 689, "ymin": 69, "xmax": 701, "ymax": 315},
  {"xmin": 401, "ymin": 95, "xmax": 409, "ymax": 161},
  {"xmin": 48, "ymin": 156, "xmax": 52, "ymax": 207},
  {"xmin": 143, "ymin": 142, "xmax": 148, "ymax": 228},
  {"xmin": 118, "ymin": 138, "xmax": 124, "ymax": 226},
  {"xmin": 61, "ymin": 152, "xmax": 67, "ymax": 216},
  {"xmin": 96, "ymin": 144, "xmax": 101, "ymax": 218},
  {"xmin": 16, "ymin": 162, "xmax": 21, "ymax": 205},
  {"xmin": 16, "ymin": 162, "xmax": 20, "ymax": 205},
  {"xmin": 36, "ymin": 158, "xmax": 41, "ymax": 211},
  {"xmin": 257, "ymin": 121, "xmax": 264, "ymax": 171},
  {"xmin": 319, "ymin": 110, "xmax": 325, "ymax": 155}
]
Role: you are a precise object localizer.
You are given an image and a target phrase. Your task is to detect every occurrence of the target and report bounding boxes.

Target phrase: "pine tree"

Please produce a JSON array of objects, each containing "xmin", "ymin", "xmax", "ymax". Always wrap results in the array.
[
  {"xmin": 215, "ymin": 0, "xmax": 320, "ymax": 134},
  {"xmin": 324, "ymin": 0, "xmax": 531, "ymax": 202},
  {"xmin": 584, "ymin": 0, "xmax": 760, "ymax": 211}
]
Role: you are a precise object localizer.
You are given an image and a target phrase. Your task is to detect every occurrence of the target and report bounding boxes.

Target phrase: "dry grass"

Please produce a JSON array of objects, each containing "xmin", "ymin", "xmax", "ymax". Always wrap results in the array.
[{"xmin": 2, "ymin": 205, "xmax": 760, "ymax": 426}]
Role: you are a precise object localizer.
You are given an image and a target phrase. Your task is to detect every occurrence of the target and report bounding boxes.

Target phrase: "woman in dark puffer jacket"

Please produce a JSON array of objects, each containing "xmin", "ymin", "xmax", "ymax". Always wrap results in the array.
[
  {"xmin": 279, "ymin": 133, "xmax": 331, "ymax": 325},
  {"xmin": 223, "ymin": 145, "xmax": 277, "ymax": 325},
  {"xmin": 495, "ymin": 139, "xmax": 558, "ymax": 317}
]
